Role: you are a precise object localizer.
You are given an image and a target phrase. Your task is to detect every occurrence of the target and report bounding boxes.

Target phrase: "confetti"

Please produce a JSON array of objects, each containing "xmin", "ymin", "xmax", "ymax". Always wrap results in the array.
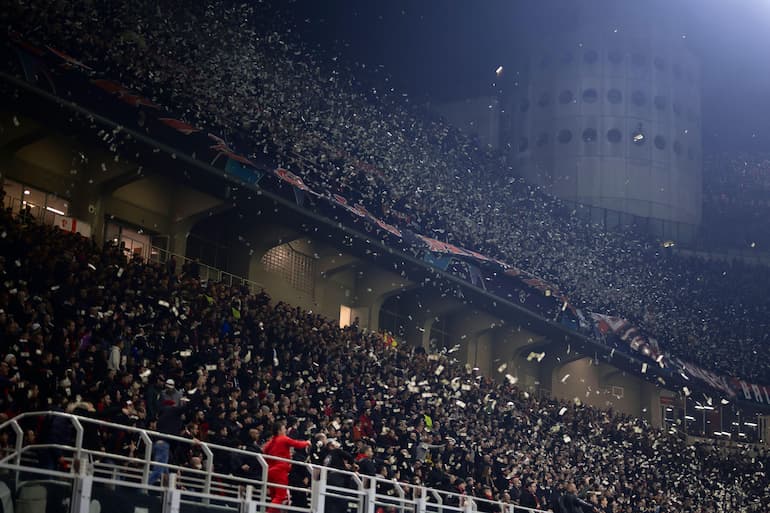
[{"xmin": 526, "ymin": 351, "xmax": 546, "ymax": 362}]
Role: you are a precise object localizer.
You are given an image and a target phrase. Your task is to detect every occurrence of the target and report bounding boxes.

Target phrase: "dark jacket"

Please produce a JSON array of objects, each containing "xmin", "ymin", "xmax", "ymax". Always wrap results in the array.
[
  {"xmin": 560, "ymin": 492, "xmax": 595, "ymax": 513},
  {"xmin": 520, "ymin": 489, "xmax": 541, "ymax": 510}
]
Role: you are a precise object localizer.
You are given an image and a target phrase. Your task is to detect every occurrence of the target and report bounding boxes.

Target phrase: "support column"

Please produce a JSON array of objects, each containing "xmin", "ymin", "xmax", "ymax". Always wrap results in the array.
[{"xmin": 70, "ymin": 458, "xmax": 94, "ymax": 513}]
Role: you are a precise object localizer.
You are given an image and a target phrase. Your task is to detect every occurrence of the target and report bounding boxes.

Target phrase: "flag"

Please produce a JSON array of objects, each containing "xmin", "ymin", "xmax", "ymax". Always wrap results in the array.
[
  {"xmin": 158, "ymin": 117, "xmax": 201, "ymax": 135},
  {"xmin": 274, "ymin": 168, "xmax": 312, "ymax": 192},
  {"xmin": 739, "ymin": 381, "xmax": 752, "ymax": 400}
]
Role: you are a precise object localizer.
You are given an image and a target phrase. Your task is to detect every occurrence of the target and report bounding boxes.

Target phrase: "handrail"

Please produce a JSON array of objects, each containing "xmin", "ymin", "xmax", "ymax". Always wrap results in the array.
[
  {"xmin": 148, "ymin": 245, "xmax": 265, "ymax": 293},
  {"xmin": 0, "ymin": 411, "xmax": 550, "ymax": 513}
]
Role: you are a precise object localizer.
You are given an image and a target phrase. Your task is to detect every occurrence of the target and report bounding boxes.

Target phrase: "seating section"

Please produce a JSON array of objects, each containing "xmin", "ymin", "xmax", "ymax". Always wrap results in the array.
[
  {"xmin": 0, "ymin": 192, "xmax": 768, "ymax": 513},
  {"xmin": 4, "ymin": 0, "xmax": 770, "ymax": 386}
]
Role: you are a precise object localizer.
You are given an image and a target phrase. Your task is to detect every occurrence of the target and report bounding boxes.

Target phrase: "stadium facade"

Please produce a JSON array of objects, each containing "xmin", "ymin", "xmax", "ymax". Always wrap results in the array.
[{"xmin": 509, "ymin": 1, "xmax": 702, "ymax": 242}]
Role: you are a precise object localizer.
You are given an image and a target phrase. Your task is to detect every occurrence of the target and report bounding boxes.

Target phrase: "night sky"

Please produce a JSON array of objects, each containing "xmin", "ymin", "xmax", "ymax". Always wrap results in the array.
[{"xmin": 290, "ymin": 0, "xmax": 770, "ymax": 152}]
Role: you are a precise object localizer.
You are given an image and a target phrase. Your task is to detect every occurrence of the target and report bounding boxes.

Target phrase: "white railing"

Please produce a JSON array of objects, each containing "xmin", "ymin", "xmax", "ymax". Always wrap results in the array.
[
  {"xmin": 148, "ymin": 245, "xmax": 264, "ymax": 294},
  {"xmin": 0, "ymin": 412, "xmax": 548, "ymax": 513}
]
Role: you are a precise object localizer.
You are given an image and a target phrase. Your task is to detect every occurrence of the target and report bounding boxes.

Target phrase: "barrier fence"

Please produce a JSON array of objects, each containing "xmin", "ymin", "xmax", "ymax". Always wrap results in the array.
[{"xmin": 0, "ymin": 412, "xmax": 548, "ymax": 513}]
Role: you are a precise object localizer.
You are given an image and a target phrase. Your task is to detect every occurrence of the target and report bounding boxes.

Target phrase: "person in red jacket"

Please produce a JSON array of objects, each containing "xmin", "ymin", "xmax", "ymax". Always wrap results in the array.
[{"xmin": 263, "ymin": 421, "xmax": 311, "ymax": 512}]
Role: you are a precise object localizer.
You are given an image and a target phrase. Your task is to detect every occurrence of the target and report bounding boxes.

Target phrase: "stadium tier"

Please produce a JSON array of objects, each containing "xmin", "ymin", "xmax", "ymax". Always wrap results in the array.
[{"xmin": 1, "ymin": 1, "xmax": 770, "ymax": 512}]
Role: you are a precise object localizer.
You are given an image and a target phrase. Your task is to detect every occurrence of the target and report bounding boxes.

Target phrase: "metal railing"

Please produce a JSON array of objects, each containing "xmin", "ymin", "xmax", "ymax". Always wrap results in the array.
[
  {"xmin": 148, "ymin": 245, "xmax": 264, "ymax": 294},
  {"xmin": 0, "ymin": 411, "xmax": 548, "ymax": 513},
  {"xmin": 3, "ymin": 195, "xmax": 59, "ymax": 227}
]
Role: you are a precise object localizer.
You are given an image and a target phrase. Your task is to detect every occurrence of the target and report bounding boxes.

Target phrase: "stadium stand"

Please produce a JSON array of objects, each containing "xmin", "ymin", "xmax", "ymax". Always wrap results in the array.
[
  {"xmin": 0, "ymin": 188, "xmax": 767, "ymax": 513},
  {"xmin": 3, "ymin": 0, "xmax": 770, "ymax": 389},
  {"xmin": 0, "ymin": 1, "xmax": 770, "ymax": 512}
]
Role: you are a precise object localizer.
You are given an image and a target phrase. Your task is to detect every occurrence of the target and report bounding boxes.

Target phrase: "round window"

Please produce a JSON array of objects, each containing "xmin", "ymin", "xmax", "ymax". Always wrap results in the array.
[
  {"xmin": 538, "ymin": 92, "xmax": 552, "ymax": 107},
  {"xmin": 608, "ymin": 51, "xmax": 623, "ymax": 64},
  {"xmin": 582, "ymin": 89, "xmax": 598, "ymax": 103},
  {"xmin": 654, "ymin": 135, "xmax": 666, "ymax": 150},
  {"xmin": 557, "ymin": 129, "xmax": 573, "ymax": 144},
  {"xmin": 654, "ymin": 57, "xmax": 666, "ymax": 71},
  {"xmin": 584, "ymin": 50, "xmax": 599, "ymax": 64},
  {"xmin": 520, "ymin": 99, "xmax": 530, "ymax": 113},
  {"xmin": 607, "ymin": 129, "xmax": 622, "ymax": 143},
  {"xmin": 631, "ymin": 91, "xmax": 646, "ymax": 107},
  {"xmin": 518, "ymin": 137, "xmax": 529, "ymax": 152},
  {"xmin": 582, "ymin": 128, "xmax": 598, "ymax": 143},
  {"xmin": 607, "ymin": 89, "xmax": 623, "ymax": 104},
  {"xmin": 673, "ymin": 140, "xmax": 682, "ymax": 155},
  {"xmin": 654, "ymin": 95, "xmax": 667, "ymax": 110},
  {"xmin": 537, "ymin": 133, "xmax": 549, "ymax": 147}
]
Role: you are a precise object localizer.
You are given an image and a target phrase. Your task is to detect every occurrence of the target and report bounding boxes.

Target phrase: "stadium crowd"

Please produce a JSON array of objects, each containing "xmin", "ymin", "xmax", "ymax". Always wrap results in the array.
[
  {"xmin": 701, "ymin": 152, "xmax": 770, "ymax": 250},
  {"xmin": 0, "ymin": 190, "xmax": 768, "ymax": 513},
  {"xmin": 5, "ymin": 0, "xmax": 770, "ymax": 386}
]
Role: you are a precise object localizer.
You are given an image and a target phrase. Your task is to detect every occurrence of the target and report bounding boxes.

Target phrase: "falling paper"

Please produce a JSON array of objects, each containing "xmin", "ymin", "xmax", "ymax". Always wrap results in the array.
[
  {"xmin": 560, "ymin": 374, "xmax": 570, "ymax": 383},
  {"xmin": 505, "ymin": 374, "xmax": 518, "ymax": 385},
  {"xmin": 435, "ymin": 365, "xmax": 445, "ymax": 376},
  {"xmin": 456, "ymin": 400, "xmax": 466, "ymax": 408},
  {"xmin": 558, "ymin": 407, "xmax": 568, "ymax": 416},
  {"xmin": 641, "ymin": 363, "xmax": 648, "ymax": 373},
  {"xmin": 526, "ymin": 351, "xmax": 546, "ymax": 362},
  {"xmin": 497, "ymin": 363, "xmax": 507, "ymax": 373}
]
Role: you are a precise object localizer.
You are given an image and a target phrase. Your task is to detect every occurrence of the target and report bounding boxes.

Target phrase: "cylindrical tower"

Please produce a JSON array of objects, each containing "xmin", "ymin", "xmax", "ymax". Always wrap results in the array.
[{"xmin": 511, "ymin": 1, "xmax": 701, "ymax": 231}]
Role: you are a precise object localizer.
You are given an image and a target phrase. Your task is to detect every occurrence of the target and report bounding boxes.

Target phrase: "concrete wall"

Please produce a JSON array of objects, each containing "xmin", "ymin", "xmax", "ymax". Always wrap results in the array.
[
  {"xmin": 512, "ymin": 4, "xmax": 702, "ymax": 227},
  {"xmin": 551, "ymin": 357, "xmax": 661, "ymax": 424}
]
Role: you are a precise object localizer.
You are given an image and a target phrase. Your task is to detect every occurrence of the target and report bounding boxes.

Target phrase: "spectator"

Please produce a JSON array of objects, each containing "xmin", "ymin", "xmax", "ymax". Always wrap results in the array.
[{"xmin": 262, "ymin": 421, "xmax": 311, "ymax": 513}]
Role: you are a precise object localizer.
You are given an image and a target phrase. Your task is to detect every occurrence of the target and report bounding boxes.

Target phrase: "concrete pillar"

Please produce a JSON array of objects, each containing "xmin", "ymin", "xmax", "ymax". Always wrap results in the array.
[
  {"xmin": 167, "ymin": 217, "xmax": 200, "ymax": 258},
  {"xmin": 641, "ymin": 382, "xmax": 663, "ymax": 428}
]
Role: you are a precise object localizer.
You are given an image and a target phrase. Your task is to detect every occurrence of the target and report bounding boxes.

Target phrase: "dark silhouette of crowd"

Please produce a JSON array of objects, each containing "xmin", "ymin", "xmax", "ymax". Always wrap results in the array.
[
  {"xmin": 700, "ymin": 152, "xmax": 770, "ymax": 251},
  {"xmin": 0, "ymin": 189, "xmax": 768, "ymax": 513}
]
